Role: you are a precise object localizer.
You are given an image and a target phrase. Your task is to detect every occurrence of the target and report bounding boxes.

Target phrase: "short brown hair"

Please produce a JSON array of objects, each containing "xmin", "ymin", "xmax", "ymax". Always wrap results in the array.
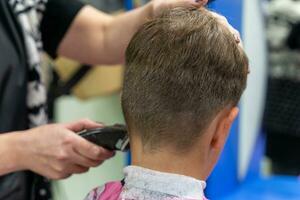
[{"xmin": 122, "ymin": 8, "xmax": 248, "ymax": 153}]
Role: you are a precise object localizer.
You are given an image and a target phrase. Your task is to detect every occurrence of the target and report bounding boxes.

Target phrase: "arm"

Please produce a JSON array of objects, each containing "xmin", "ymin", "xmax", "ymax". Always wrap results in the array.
[
  {"xmin": 0, "ymin": 120, "xmax": 114, "ymax": 179},
  {"xmin": 57, "ymin": 0, "xmax": 207, "ymax": 65},
  {"xmin": 0, "ymin": 132, "xmax": 24, "ymax": 175}
]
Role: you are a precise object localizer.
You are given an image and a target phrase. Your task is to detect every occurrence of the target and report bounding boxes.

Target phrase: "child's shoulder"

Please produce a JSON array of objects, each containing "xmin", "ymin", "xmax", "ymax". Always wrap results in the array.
[{"xmin": 84, "ymin": 181, "xmax": 123, "ymax": 200}]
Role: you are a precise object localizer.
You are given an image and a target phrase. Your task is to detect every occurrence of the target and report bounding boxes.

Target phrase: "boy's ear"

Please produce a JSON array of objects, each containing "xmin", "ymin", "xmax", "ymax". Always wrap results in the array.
[{"xmin": 210, "ymin": 107, "xmax": 239, "ymax": 150}]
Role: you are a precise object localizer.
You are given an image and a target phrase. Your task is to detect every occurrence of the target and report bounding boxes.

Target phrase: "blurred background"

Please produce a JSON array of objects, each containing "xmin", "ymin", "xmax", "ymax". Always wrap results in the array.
[{"xmin": 43, "ymin": 0, "xmax": 300, "ymax": 199}]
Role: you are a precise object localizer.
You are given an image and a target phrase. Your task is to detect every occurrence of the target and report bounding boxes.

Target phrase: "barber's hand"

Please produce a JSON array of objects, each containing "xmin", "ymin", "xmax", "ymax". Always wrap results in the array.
[
  {"xmin": 210, "ymin": 11, "xmax": 243, "ymax": 47},
  {"xmin": 20, "ymin": 119, "xmax": 115, "ymax": 180},
  {"xmin": 151, "ymin": 0, "xmax": 208, "ymax": 17},
  {"xmin": 150, "ymin": 1, "xmax": 241, "ymax": 47}
]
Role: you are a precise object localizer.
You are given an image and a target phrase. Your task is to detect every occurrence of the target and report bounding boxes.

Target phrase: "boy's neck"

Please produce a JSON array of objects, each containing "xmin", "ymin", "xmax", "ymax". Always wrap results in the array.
[{"xmin": 130, "ymin": 137, "xmax": 208, "ymax": 181}]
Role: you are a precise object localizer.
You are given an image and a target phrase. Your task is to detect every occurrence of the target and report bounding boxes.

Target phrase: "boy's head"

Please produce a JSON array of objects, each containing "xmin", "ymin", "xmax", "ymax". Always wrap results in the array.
[{"xmin": 122, "ymin": 8, "xmax": 248, "ymax": 177}]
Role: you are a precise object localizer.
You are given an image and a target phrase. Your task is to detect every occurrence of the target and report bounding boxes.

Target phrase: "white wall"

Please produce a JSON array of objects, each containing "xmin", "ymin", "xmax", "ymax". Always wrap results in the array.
[{"xmin": 239, "ymin": 0, "xmax": 268, "ymax": 178}]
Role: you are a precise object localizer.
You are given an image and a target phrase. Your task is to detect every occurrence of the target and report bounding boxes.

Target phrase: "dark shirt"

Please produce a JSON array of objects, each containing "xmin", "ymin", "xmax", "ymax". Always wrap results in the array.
[{"xmin": 0, "ymin": 0, "xmax": 84, "ymax": 199}]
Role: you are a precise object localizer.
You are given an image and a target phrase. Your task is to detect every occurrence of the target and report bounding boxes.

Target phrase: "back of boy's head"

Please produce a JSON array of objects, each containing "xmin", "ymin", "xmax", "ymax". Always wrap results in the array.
[{"xmin": 122, "ymin": 8, "xmax": 248, "ymax": 153}]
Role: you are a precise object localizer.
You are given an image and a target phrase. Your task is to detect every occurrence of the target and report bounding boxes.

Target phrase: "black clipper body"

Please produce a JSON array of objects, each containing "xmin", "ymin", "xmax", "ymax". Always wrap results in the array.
[{"xmin": 78, "ymin": 124, "xmax": 129, "ymax": 151}]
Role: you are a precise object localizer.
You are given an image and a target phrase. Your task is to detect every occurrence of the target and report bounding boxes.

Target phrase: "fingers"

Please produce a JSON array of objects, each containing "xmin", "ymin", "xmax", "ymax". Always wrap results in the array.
[
  {"xmin": 48, "ymin": 164, "xmax": 88, "ymax": 180},
  {"xmin": 63, "ymin": 164, "xmax": 89, "ymax": 175},
  {"xmin": 64, "ymin": 119, "xmax": 103, "ymax": 132},
  {"xmin": 152, "ymin": 0, "xmax": 208, "ymax": 17},
  {"xmin": 177, "ymin": 0, "xmax": 208, "ymax": 8},
  {"xmin": 36, "ymin": 164, "xmax": 71, "ymax": 180},
  {"xmin": 46, "ymin": 143, "xmax": 108, "ymax": 180},
  {"xmin": 71, "ymin": 147, "xmax": 106, "ymax": 168},
  {"xmin": 72, "ymin": 133, "xmax": 115, "ymax": 161},
  {"xmin": 26, "ymin": 121, "xmax": 115, "ymax": 180},
  {"xmin": 46, "ymin": 140, "xmax": 111, "ymax": 180},
  {"xmin": 195, "ymin": 0, "xmax": 208, "ymax": 6},
  {"xmin": 210, "ymin": 11, "xmax": 243, "ymax": 47}
]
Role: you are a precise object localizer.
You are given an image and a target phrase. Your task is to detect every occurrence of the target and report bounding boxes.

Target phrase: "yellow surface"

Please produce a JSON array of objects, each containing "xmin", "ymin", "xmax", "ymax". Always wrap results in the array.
[{"xmin": 54, "ymin": 58, "xmax": 124, "ymax": 100}]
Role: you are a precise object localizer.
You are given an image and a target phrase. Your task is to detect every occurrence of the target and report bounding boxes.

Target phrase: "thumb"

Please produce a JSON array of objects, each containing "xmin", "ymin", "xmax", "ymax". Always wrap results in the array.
[
  {"xmin": 63, "ymin": 119, "xmax": 103, "ymax": 132},
  {"xmin": 73, "ymin": 134, "xmax": 115, "ymax": 160},
  {"xmin": 194, "ymin": 0, "xmax": 208, "ymax": 6}
]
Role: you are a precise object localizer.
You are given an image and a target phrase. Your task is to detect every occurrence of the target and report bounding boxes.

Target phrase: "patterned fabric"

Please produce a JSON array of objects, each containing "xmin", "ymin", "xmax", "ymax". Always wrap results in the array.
[
  {"xmin": 8, "ymin": 0, "xmax": 51, "ymax": 199},
  {"xmin": 9, "ymin": 0, "xmax": 48, "ymax": 128},
  {"xmin": 263, "ymin": 0, "xmax": 300, "ymax": 171},
  {"xmin": 85, "ymin": 166, "xmax": 207, "ymax": 200},
  {"xmin": 86, "ymin": 181, "xmax": 123, "ymax": 200},
  {"xmin": 265, "ymin": 0, "xmax": 300, "ymax": 81},
  {"xmin": 263, "ymin": 0, "xmax": 300, "ymax": 136}
]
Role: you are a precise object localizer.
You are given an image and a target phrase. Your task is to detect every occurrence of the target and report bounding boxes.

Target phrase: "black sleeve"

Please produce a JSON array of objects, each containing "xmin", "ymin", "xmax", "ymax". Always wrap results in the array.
[
  {"xmin": 40, "ymin": 0, "xmax": 85, "ymax": 58},
  {"xmin": 287, "ymin": 22, "xmax": 300, "ymax": 51}
]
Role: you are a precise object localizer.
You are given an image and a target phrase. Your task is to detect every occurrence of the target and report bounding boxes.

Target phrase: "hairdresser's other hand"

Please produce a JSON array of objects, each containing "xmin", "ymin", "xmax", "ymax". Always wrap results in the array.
[
  {"xmin": 18, "ymin": 119, "xmax": 115, "ymax": 180},
  {"xmin": 210, "ymin": 12, "xmax": 243, "ymax": 47},
  {"xmin": 152, "ymin": 0, "xmax": 208, "ymax": 17}
]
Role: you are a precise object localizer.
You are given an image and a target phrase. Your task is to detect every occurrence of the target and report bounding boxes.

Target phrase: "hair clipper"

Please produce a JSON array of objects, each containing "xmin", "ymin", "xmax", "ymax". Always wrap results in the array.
[{"xmin": 78, "ymin": 124, "xmax": 129, "ymax": 151}]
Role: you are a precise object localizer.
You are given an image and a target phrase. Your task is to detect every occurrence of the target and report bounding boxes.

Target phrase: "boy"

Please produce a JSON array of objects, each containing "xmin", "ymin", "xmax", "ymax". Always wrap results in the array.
[{"xmin": 85, "ymin": 7, "xmax": 248, "ymax": 200}]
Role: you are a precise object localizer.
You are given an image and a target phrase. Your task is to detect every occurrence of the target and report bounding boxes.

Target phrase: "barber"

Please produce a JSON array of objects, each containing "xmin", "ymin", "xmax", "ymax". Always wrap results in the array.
[{"xmin": 0, "ymin": 0, "xmax": 208, "ymax": 199}]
